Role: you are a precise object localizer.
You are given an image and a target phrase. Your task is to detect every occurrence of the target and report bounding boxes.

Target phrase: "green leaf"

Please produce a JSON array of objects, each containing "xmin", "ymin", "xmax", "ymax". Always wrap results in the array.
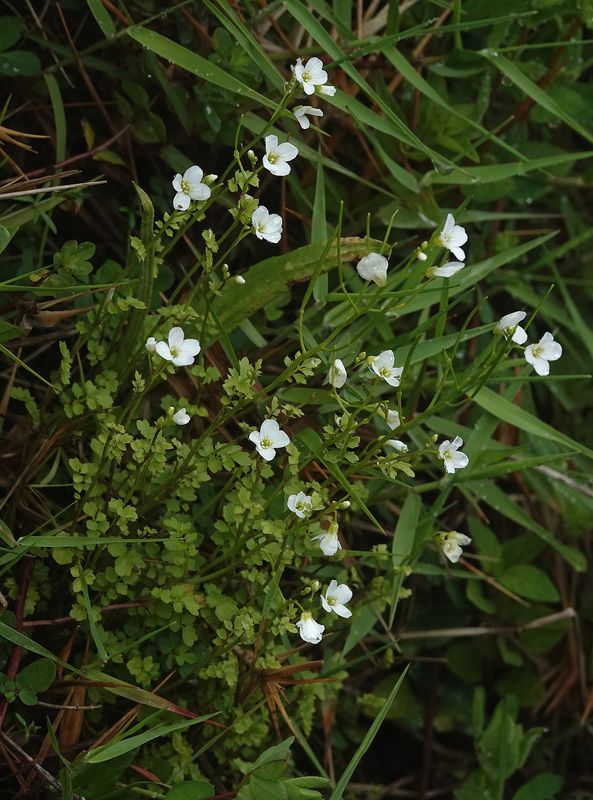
[
  {"xmin": 499, "ymin": 565, "xmax": 559, "ymax": 603},
  {"xmin": 85, "ymin": 0, "xmax": 116, "ymax": 37},
  {"xmin": 0, "ymin": 51, "xmax": 41, "ymax": 76},
  {"xmin": 329, "ymin": 667, "xmax": 409, "ymax": 800},
  {"xmin": 473, "ymin": 386, "xmax": 593, "ymax": 462},
  {"xmin": 84, "ymin": 714, "xmax": 216, "ymax": 763},
  {"xmin": 483, "ymin": 51, "xmax": 593, "ymax": 146},
  {"xmin": 16, "ymin": 658, "xmax": 56, "ymax": 693},
  {"xmin": 512, "ymin": 773, "xmax": 562, "ymax": 800},
  {"xmin": 0, "ymin": 15, "xmax": 23, "ymax": 51},
  {"xmin": 207, "ymin": 238, "xmax": 380, "ymax": 347},
  {"xmin": 165, "ymin": 780, "xmax": 215, "ymax": 800},
  {"xmin": 389, "ymin": 493, "xmax": 420, "ymax": 627},
  {"xmin": 127, "ymin": 27, "xmax": 274, "ymax": 108}
]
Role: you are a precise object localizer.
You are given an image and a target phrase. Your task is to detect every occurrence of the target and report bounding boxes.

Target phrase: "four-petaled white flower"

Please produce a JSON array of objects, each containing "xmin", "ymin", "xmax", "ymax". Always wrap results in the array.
[
  {"xmin": 495, "ymin": 311, "xmax": 528, "ymax": 344},
  {"xmin": 327, "ymin": 358, "xmax": 347, "ymax": 389},
  {"xmin": 155, "ymin": 327, "xmax": 201, "ymax": 367},
  {"xmin": 145, "ymin": 337, "xmax": 157, "ymax": 353},
  {"xmin": 296, "ymin": 611, "xmax": 325, "ymax": 644},
  {"xmin": 252, "ymin": 206, "xmax": 283, "ymax": 244},
  {"xmin": 172, "ymin": 408, "xmax": 190, "ymax": 426},
  {"xmin": 293, "ymin": 105, "xmax": 323, "ymax": 130},
  {"xmin": 263, "ymin": 135, "xmax": 298, "ymax": 176},
  {"xmin": 288, "ymin": 492, "xmax": 313, "ymax": 519},
  {"xmin": 321, "ymin": 580, "xmax": 352, "ymax": 618},
  {"xmin": 292, "ymin": 57, "xmax": 328, "ymax": 95},
  {"xmin": 438, "ymin": 531, "xmax": 472, "ymax": 564},
  {"xmin": 438, "ymin": 436, "xmax": 469, "ymax": 474},
  {"xmin": 249, "ymin": 418, "xmax": 290, "ymax": 461},
  {"xmin": 369, "ymin": 350, "xmax": 403, "ymax": 387},
  {"xmin": 386, "ymin": 439, "xmax": 408, "ymax": 454},
  {"xmin": 172, "ymin": 166, "xmax": 211, "ymax": 211},
  {"xmin": 313, "ymin": 521, "xmax": 341, "ymax": 556},
  {"xmin": 429, "ymin": 261, "xmax": 465, "ymax": 279},
  {"xmin": 357, "ymin": 253, "xmax": 389, "ymax": 287},
  {"xmin": 524, "ymin": 332, "xmax": 562, "ymax": 376},
  {"xmin": 437, "ymin": 213, "xmax": 468, "ymax": 261}
]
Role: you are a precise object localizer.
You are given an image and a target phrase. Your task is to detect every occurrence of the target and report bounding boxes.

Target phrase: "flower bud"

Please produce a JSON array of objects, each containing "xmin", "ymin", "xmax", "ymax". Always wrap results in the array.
[
  {"xmin": 417, "ymin": 251, "xmax": 427, "ymax": 262},
  {"xmin": 204, "ymin": 173, "xmax": 218, "ymax": 185},
  {"xmin": 235, "ymin": 275, "xmax": 246, "ymax": 285}
]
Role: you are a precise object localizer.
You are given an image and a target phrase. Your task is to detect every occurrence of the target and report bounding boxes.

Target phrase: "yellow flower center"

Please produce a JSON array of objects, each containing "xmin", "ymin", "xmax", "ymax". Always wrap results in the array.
[
  {"xmin": 170, "ymin": 346, "xmax": 179, "ymax": 357},
  {"xmin": 261, "ymin": 437, "xmax": 272, "ymax": 448},
  {"xmin": 303, "ymin": 71, "xmax": 311, "ymax": 82},
  {"xmin": 532, "ymin": 345, "xmax": 543, "ymax": 358},
  {"xmin": 267, "ymin": 152, "xmax": 278, "ymax": 164},
  {"xmin": 180, "ymin": 179, "xmax": 191, "ymax": 194}
]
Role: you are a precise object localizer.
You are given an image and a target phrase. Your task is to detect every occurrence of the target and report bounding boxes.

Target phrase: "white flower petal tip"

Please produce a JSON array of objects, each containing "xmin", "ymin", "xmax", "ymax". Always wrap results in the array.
[
  {"xmin": 327, "ymin": 358, "xmax": 347, "ymax": 389},
  {"xmin": 438, "ymin": 435, "xmax": 469, "ymax": 474},
  {"xmin": 524, "ymin": 332, "xmax": 562, "ymax": 376},
  {"xmin": 145, "ymin": 337, "xmax": 157, "ymax": 353},
  {"xmin": 369, "ymin": 350, "xmax": 403, "ymax": 387},
  {"xmin": 293, "ymin": 105, "xmax": 324, "ymax": 130},
  {"xmin": 357, "ymin": 253, "xmax": 389, "ymax": 287},
  {"xmin": 154, "ymin": 327, "xmax": 201, "ymax": 367},
  {"xmin": 172, "ymin": 408, "xmax": 191, "ymax": 426},
  {"xmin": 428, "ymin": 261, "xmax": 465, "ymax": 278},
  {"xmin": 494, "ymin": 311, "xmax": 528, "ymax": 344},
  {"xmin": 438, "ymin": 531, "xmax": 472, "ymax": 563},
  {"xmin": 292, "ymin": 56, "xmax": 329, "ymax": 95},
  {"xmin": 171, "ymin": 165, "xmax": 211, "ymax": 211},
  {"xmin": 249, "ymin": 418, "xmax": 290, "ymax": 461},
  {"xmin": 437, "ymin": 213, "xmax": 468, "ymax": 261},
  {"xmin": 386, "ymin": 439, "xmax": 408, "ymax": 454},
  {"xmin": 252, "ymin": 205, "xmax": 283, "ymax": 244},
  {"xmin": 313, "ymin": 522, "xmax": 341, "ymax": 557},
  {"xmin": 296, "ymin": 611, "xmax": 325, "ymax": 644},
  {"xmin": 321, "ymin": 580, "xmax": 353, "ymax": 618},
  {"xmin": 263, "ymin": 134, "xmax": 298, "ymax": 176},
  {"xmin": 287, "ymin": 492, "xmax": 313, "ymax": 519}
]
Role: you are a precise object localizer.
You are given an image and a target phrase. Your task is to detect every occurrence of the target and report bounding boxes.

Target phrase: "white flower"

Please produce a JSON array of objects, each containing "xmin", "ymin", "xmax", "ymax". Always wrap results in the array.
[
  {"xmin": 524, "ymin": 332, "xmax": 562, "ymax": 376},
  {"xmin": 357, "ymin": 253, "xmax": 388, "ymax": 287},
  {"xmin": 262, "ymin": 135, "xmax": 298, "ymax": 176},
  {"xmin": 321, "ymin": 580, "xmax": 352, "ymax": 618},
  {"xmin": 287, "ymin": 492, "xmax": 313, "ymax": 519},
  {"xmin": 292, "ymin": 57, "xmax": 328, "ymax": 95},
  {"xmin": 296, "ymin": 611, "xmax": 325, "ymax": 644},
  {"xmin": 429, "ymin": 261, "xmax": 465, "ymax": 278},
  {"xmin": 438, "ymin": 436, "xmax": 469, "ymax": 474},
  {"xmin": 495, "ymin": 311, "xmax": 528, "ymax": 344},
  {"xmin": 438, "ymin": 531, "xmax": 471, "ymax": 564},
  {"xmin": 317, "ymin": 84, "xmax": 336, "ymax": 97},
  {"xmin": 172, "ymin": 408, "xmax": 190, "ymax": 425},
  {"xmin": 383, "ymin": 408, "xmax": 401, "ymax": 430},
  {"xmin": 252, "ymin": 206, "xmax": 283, "ymax": 243},
  {"xmin": 386, "ymin": 439, "xmax": 408, "ymax": 454},
  {"xmin": 313, "ymin": 521, "xmax": 341, "ymax": 556},
  {"xmin": 172, "ymin": 166, "xmax": 211, "ymax": 211},
  {"xmin": 145, "ymin": 337, "xmax": 157, "ymax": 353},
  {"xmin": 155, "ymin": 327, "xmax": 201, "ymax": 367},
  {"xmin": 369, "ymin": 350, "xmax": 403, "ymax": 387},
  {"xmin": 249, "ymin": 418, "xmax": 290, "ymax": 461},
  {"xmin": 293, "ymin": 105, "xmax": 323, "ymax": 130},
  {"xmin": 327, "ymin": 359, "xmax": 347, "ymax": 389},
  {"xmin": 437, "ymin": 213, "xmax": 468, "ymax": 261}
]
